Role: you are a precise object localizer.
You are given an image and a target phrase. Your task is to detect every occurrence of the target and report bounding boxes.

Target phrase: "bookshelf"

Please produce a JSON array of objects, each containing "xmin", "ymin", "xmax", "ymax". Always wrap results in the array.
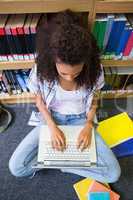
[
  {"xmin": 0, "ymin": 0, "xmax": 94, "ymax": 14},
  {"xmin": 0, "ymin": 59, "xmax": 133, "ymax": 70},
  {"xmin": 0, "ymin": 0, "xmax": 133, "ymax": 104},
  {"xmin": 96, "ymin": 0, "xmax": 133, "ymax": 14},
  {"xmin": 0, "ymin": 92, "xmax": 35, "ymax": 104}
]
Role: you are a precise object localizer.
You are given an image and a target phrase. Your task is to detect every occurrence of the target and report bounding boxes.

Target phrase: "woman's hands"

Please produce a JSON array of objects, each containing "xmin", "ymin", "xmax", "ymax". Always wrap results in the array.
[
  {"xmin": 50, "ymin": 126, "xmax": 66, "ymax": 151},
  {"xmin": 76, "ymin": 123, "xmax": 93, "ymax": 151},
  {"xmin": 49, "ymin": 122, "xmax": 93, "ymax": 152}
]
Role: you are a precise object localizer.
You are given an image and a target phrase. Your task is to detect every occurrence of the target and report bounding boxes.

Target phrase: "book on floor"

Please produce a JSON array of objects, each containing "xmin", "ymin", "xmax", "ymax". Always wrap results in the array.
[
  {"xmin": 88, "ymin": 191, "xmax": 110, "ymax": 200},
  {"xmin": 111, "ymin": 138, "xmax": 133, "ymax": 158},
  {"xmin": 73, "ymin": 178, "xmax": 110, "ymax": 200},
  {"xmin": 97, "ymin": 112, "xmax": 133, "ymax": 147},
  {"xmin": 88, "ymin": 180, "xmax": 120, "ymax": 200}
]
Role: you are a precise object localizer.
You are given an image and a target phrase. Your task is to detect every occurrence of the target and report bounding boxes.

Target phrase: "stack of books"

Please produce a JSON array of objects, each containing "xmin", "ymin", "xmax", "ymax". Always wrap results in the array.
[
  {"xmin": 0, "ymin": 69, "xmax": 30, "ymax": 95},
  {"xmin": 92, "ymin": 14, "xmax": 133, "ymax": 60},
  {"xmin": 73, "ymin": 178, "xmax": 120, "ymax": 200},
  {"xmin": 97, "ymin": 112, "xmax": 133, "ymax": 158},
  {"xmin": 0, "ymin": 13, "xmax": 43, "ymax": 61}
]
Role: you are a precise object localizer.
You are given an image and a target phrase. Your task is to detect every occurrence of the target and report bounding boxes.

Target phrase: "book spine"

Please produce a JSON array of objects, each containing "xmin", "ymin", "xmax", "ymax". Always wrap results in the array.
[
  {"xmin": 5, "ymin": 25, "xmax": 18, "ymax": 60},
  {"xmin": 113, "ymin": 16, "xmax": 126, "ymax": 52},
  {"xmin": 29, "ymin": 27, "xmax": 36, "ymax": 59},
  {"xmin": 11, "ymin": 70, "xmax": 23, "ymax": 94},
  {"xmin": 20, "ymin": 70, "xmax": 29, "ymax": 91},
  {"xmin": 106, "ymin": 15, "xmax": 126, "ymax": 54},
  {"xmin": 98, "ymin": 16, "xmax": 108, "ymax": 51},
  {"xmin": 11, "ymin": 27, "xmax": 24, "ymax": 60},
  {"xmin": 103, "ymin": 14, "xmax": 114, "ymax": 51},
  {"xmin": 24, "ymin": 26, "xmax": 34, "ymax": 59},
  {"xmin": 0, "ymin": 80, "xmax": 8, "ymax": 93},
  {"xmin": 115, "ymin": 25, "xmax": 132, "ymax": 58},
  {"xmin": 14, "ymin": 70, "xmax": 28, "ymax": 92},
  {"xmin": 2, "ymin": 72, "xmax": 12, "ymax": 94},
  {"xmin": 17, "ymin": 25, "xmax": 30, "ymax": 60},
  {"xmin": 123, "ymin": 31, "xmax": 133, "ymax": 57},
  {"xmin": 0, "ymin": 27, "xmax": 8, "ymax": 61},
  {"xmin": 4, "ymin": 71, "xmax": 17, "ymax": 94}
]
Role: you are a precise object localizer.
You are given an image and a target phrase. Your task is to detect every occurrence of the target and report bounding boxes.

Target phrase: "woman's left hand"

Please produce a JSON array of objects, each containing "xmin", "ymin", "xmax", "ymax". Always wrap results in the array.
[{"xmin": 76, "ymin": 124, "xmax": 92, "ymax": 151}]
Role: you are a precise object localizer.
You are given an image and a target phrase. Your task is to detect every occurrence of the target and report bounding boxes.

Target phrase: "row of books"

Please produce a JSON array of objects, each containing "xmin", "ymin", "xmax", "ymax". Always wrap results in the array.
[
  {"xmin": 0, "ymin": 69, "xmax": 30, "ymax": 95},
  {"xmin": 73, "ymin": 178, "xmax": 120, "ymax": 200},
  {"xmin": 92, "ymin": 14, "xmax": 133, "ymax": 60},
  {"xmin": 1, "ymin": 13, "xmax": 133, "ymax": 62},
  {"xmin": 0, "ymin": 13, "xmax": 43, "ymax": 61},
  {"xmin": 0, "ymin": 69, "xmax": 132, "ymax": 96}
]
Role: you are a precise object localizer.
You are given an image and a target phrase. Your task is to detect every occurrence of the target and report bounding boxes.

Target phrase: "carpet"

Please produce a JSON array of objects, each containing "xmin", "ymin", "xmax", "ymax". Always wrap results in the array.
[{"xmin": 0, "ymin": 100, "xmax": 133, "ymax": 200}]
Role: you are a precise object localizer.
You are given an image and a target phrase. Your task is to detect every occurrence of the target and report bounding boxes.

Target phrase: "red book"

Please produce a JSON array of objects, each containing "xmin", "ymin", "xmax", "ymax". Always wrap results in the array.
[
  {"xmin": 123, "ymin": 31, "xmax": 133, "ymax": 56},
  {"xmin": 5, "ymin": 14, "xmax": 18, "ymax": 60},
  {"xmin": 30, "ymin": 13, "xmax": 41, "ymax": 58},
  {"xmin": 23, "ymin": 14, "xmax": 33, "ymax": 59},
  {"xmin": 15, "ymin": 14, "xmax": 28, "ymax": 60},
  {"xmin": 0, "ymin": 14, "xmax": 9, "ymax": 61}
]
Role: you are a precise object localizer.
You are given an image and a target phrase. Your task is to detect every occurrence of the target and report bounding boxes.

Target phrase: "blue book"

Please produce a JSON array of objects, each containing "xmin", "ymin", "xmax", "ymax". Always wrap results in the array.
[
  {"xmin": 112, "ymin": 138, "xmax": 133, "ymax": 158},
  {"xmin": 103, "ymin": 14, "xmax": 114, "ymax": 51},
  {"xmin": 106, "ymin": 15, "xmax": 126, "ymax": 53},
  {"xmin": 88, "ymin": 192, "xmax": 110, "ymax": 200},
  {"xmin": 115, "ymin": 25, "xmax": 132, "ymax": 56},
  {"xmin": 14, "ymin": 70, "xmax": 28, "ymax": 92}
]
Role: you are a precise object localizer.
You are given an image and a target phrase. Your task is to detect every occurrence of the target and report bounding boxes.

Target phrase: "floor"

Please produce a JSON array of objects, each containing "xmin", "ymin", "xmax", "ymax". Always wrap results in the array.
[{"xmin": 0, "ymin": 100, "xmax": 133, "ymax": 200}]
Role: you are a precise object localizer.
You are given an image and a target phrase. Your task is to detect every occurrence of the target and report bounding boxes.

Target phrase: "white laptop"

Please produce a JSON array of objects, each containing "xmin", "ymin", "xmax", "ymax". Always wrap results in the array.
[{"xmin": 33, "ymin": 125, "xmax": 97, "ymax": 169}]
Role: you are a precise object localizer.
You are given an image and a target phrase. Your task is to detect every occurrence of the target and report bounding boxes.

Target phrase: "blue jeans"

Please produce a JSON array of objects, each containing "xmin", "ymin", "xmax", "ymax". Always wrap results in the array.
[{"xmin": 9, "ymin": 111, "xmax": 121, "ymax": 183}]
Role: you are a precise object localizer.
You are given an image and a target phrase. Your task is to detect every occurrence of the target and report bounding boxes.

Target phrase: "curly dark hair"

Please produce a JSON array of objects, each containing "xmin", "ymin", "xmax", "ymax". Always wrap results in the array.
[{"xmin": 36, "ymin": 9, "xmax": 102, "ymax": 90}]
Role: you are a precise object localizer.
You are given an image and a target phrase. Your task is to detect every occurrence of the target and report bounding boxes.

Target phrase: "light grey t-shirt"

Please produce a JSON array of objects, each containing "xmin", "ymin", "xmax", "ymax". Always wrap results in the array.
[{"xmin": 28, "ymin": 65, "xmax": 105, "ymax": 115}]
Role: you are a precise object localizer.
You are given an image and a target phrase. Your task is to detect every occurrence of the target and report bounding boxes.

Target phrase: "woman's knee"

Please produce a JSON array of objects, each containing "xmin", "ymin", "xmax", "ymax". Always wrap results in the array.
[
  {"xmin": 107, "ymin": 164, "xmax": 121, "ymax": 183},
  {"xmin": 8, "ymin": 156, "xmax": 22, "ymax": 177},
  {"xmin": 9, "ymin": 152, "xmax": 37, "ymax": 178}
]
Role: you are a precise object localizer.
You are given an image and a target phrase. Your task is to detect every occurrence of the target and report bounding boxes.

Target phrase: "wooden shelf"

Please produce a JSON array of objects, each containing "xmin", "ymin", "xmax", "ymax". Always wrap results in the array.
[
  {"xmin": 100, "ymin": 91, "xmax": 133, "ymax": 99},
  {"xmin": 0, "ymin": 0, "xmax": 93, "ymax": 14},
  {"xmin": 0, "ymin": 92, "xmax": 35, "ymax": 104},
  {"xmin": 101, "ymin": 59, "xmax": 133, "ymax": 67},
  {"xmin": 1, "ymin": 90, "xmax": 133, "ymax": 104},
  {"xmin": 0, "ymin": 59, "xmax": 133, "ymax": 70},
  {"xmin": 0, "ymin": 60, "xmax": 34, "ymax": 70},
  {"xmin": 96, "ymin": 0, "xmax": 133, "ymax": 13},
  {"xmin": 2, "ymin": 0, "xmax": 133, "ymax": 14}
]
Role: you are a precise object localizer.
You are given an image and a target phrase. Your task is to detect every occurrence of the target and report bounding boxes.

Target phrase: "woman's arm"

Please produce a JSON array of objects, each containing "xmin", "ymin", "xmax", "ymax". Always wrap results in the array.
[
  {"xmin": 35, "ymin": 94, "xmax": 66, "ymax": 151},
  {"xmin": 85, "ymin": 95, "xmax": 98, "ymax": 128},
  {"xmin": 35, "ymin": 93, "xmax": 57, "ymax": 129},
  {"xmin": 77, "ymin": 94, "xmax": 98, "ymax": 151}
]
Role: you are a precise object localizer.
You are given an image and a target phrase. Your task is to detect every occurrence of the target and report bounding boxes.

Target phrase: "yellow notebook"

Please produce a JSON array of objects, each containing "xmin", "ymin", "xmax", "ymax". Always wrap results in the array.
[
  {"xmin": 97, "ymin": 112, "xmax": 133, "ymax": 148},
  {"xmin": 73, "ymin": 178, "xmax": 109, "ymax": 200}
]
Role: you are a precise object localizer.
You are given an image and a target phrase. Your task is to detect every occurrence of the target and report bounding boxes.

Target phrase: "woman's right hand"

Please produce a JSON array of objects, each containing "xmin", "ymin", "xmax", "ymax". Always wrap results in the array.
[{"xmin": 50, "ymin": 126, "xmax": 66, "ymax": 151}]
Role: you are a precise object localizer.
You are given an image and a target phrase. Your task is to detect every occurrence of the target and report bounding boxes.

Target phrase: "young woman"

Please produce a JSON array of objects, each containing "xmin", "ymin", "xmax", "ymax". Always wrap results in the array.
[{"xmin": 9, "ymin": 10, "xmax": 121, "ymax": 183}]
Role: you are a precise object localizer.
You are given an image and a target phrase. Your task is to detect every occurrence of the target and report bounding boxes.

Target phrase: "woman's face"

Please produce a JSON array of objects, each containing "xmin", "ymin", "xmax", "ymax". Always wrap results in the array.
[{"xmin": 56, "ymin": 60, "xmax": 84, "ymax": 82}]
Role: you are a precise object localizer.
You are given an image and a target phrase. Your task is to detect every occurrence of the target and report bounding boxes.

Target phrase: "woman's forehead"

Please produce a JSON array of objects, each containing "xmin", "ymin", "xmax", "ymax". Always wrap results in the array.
[{"xmin": 56, "ymin": 62, "xmax": 84, "ymax": 73}]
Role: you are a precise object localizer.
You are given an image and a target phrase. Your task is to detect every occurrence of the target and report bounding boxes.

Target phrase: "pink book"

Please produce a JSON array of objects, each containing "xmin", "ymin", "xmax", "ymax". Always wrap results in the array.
[
  {"xmin": 123, "ymin": 31, "xmax": 133, "ymax": 56},
  {"xmin": 88, "ymin": 181, "xmax": 120, "ymax": 200}
]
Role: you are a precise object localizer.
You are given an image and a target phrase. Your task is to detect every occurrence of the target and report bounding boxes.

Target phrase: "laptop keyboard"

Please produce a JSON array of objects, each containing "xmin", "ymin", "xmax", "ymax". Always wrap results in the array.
[{"xmin": 43, "ymin": 141, "xmax": 90, "ymax": 161}]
